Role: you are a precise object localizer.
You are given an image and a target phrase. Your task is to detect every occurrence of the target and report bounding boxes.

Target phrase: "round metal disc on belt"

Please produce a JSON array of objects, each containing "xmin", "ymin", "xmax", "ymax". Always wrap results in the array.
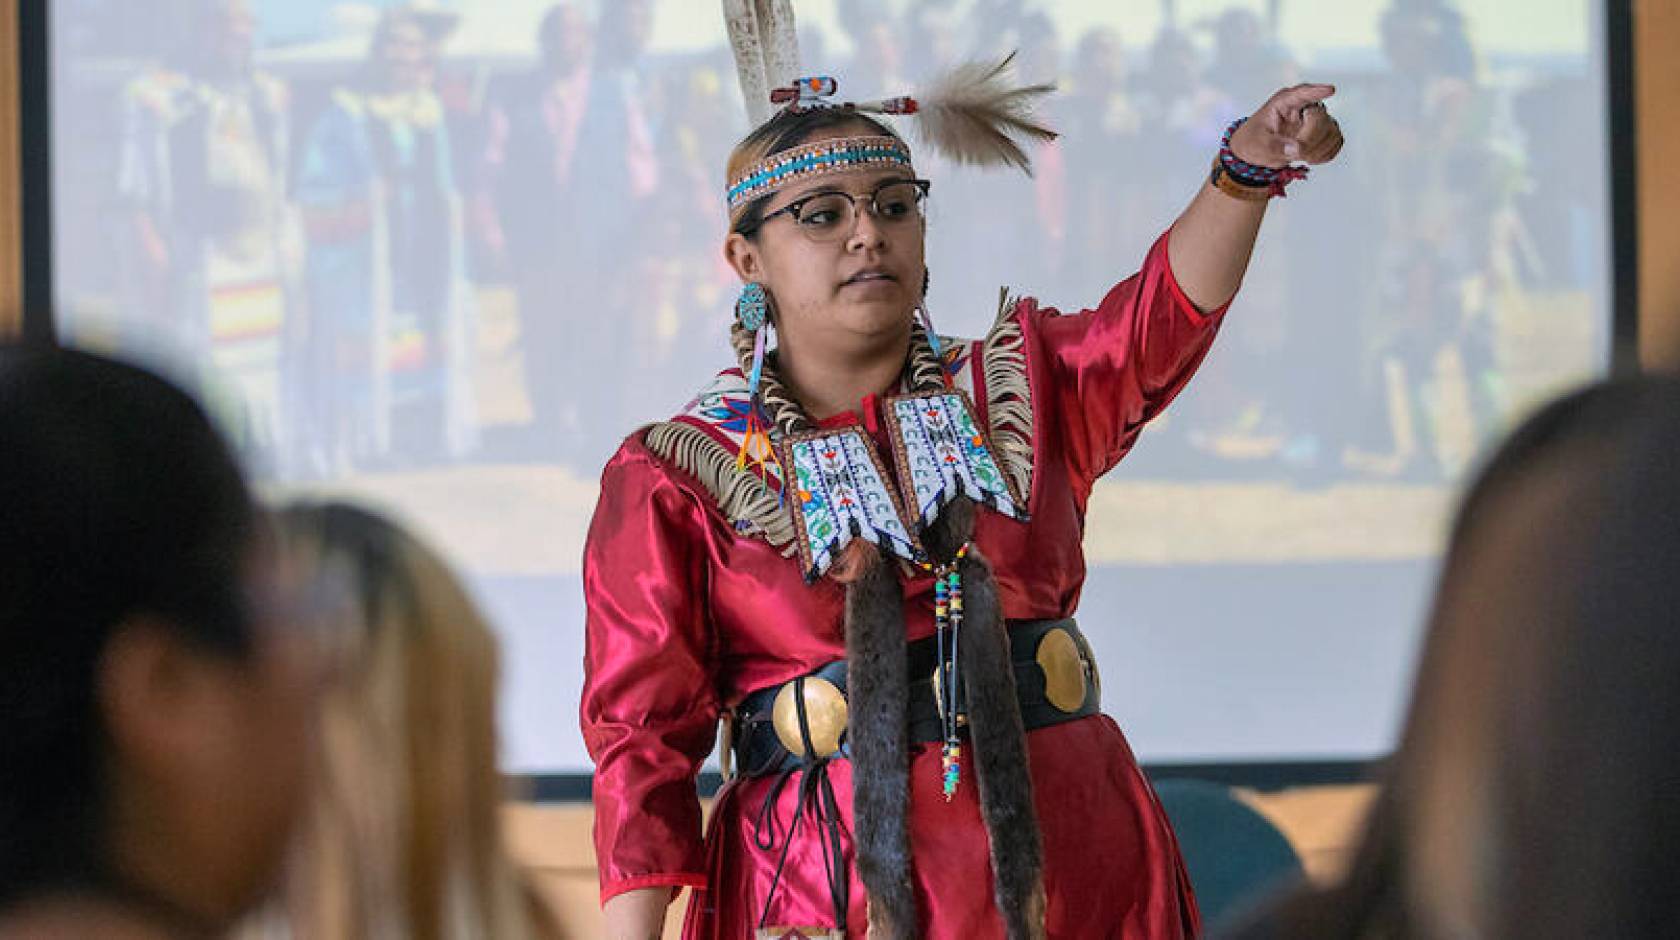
[
  {"xmin": 1036, "ymin": 627, "xmax": 1089, "ymax": 714},
  {"xmin": 773, "ymin": 676, "xmax": 849, "ymax": 758}
]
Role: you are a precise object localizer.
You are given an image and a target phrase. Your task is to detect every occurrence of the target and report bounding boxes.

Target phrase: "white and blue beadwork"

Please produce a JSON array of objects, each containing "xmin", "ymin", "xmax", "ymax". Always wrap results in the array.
[
  {"xmin": 781, "ymin": 426, "xmax": 922, "ymax": 581},
  {"xmin": 727, "ymin": 135, "xmax": 915, "ymax": 212},
  {"xmin": 887, "ymin": 390, "xmax": 1027, "ymax": 529}
]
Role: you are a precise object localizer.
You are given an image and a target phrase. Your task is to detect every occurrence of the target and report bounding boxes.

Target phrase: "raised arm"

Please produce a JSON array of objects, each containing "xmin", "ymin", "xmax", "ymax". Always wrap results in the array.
[{"xmin": 1168, "ymin": 83, "xmax": 1344, "ymax": 312}]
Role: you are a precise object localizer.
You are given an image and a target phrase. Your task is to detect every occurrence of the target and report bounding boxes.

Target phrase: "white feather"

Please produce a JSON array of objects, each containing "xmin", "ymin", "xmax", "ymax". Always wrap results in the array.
[
  {"xmin": 722, "ymin": 0, "xmax": 800, "ymax": 127},
  {"xmin": 759, "ymin": 0, "xmax": 800, "ymax": 94}
]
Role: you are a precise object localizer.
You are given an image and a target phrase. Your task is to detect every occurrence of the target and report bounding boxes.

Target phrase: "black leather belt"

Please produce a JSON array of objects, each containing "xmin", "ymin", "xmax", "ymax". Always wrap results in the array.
[{"xmin": 731, "ymin": 618, "xmax": 1101, "ymax": 779}]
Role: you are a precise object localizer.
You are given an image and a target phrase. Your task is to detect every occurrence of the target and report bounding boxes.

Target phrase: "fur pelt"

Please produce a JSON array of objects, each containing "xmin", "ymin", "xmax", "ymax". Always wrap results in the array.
[
  {"xmin": 924, "ymin": 499, "xmax": 1047, "ymax": 939},
  {"xmin": 846, "ymin": 496, "xmax": 1041, "ymax": 933},
  {"xmin": 845, "ymin": 550, "xmax": 918, "ymax": 938}
]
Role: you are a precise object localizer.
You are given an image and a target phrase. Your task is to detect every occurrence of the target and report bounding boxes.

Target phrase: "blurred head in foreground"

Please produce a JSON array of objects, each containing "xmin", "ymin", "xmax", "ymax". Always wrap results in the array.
[{"xmin": 0, "ymin": 344, "xmax": 318, "ymax": 937}]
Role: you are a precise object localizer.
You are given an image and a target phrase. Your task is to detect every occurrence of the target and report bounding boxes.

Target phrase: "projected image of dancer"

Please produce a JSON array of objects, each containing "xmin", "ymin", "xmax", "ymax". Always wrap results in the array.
[
  {"xmin": 579, "ymin": 6, "xmax": 1344, "ymax": 937},
  {"xmin": 117, "ymin": 0, "xmax": 298, "ymax": 461},
  {"xmin": 296, "ymin": 5, "xmax": 477, "ymax": 472}
]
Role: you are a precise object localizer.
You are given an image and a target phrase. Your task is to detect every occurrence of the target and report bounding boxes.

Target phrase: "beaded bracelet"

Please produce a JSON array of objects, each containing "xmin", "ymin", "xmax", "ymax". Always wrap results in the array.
[
  {"xmin": 1209, "ymin": 159, "xmax": 1270, "ymax": 202},
  {"xmin": 1217, "ymin": 116, "xmax": 1309, "ymax": 199}
]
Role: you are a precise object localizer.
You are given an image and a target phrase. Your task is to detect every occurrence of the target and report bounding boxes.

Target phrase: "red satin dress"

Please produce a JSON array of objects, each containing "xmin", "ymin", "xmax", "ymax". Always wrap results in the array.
[{"xmin": 582, "ymin": 232, "xmax": 1228, "ymax": 938}]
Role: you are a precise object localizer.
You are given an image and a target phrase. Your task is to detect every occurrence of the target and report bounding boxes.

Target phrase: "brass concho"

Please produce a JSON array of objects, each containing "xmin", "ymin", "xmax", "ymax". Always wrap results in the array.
[
  {"xmin": 772, "ymin": 677, "xmax": 849, "ymax": 759},
  {"xmin": 1036, "ymin": 627, "xmax": 1091, "ymax": 714}
]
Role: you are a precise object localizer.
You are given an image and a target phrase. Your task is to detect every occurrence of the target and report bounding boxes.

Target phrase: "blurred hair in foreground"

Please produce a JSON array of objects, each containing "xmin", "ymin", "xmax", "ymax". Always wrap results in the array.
[
  {"xmin": 240, "ymin": 500, "xmax": 565, "ymax": 940},
  {"xmin": 1226, "ymin": 375, "xmax": 1680, "ymax": 939}
]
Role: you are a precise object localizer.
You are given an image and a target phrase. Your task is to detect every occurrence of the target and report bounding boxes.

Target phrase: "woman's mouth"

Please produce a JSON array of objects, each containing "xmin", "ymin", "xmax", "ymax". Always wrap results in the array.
[{"xmin": 842, "ymin": 270, "xmax": 897, "ymax": 289}]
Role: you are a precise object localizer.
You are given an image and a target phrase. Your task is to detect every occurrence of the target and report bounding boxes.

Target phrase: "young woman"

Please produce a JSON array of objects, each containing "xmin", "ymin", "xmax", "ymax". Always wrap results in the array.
[
  {"xmin": 246, "ymin": 501, "xmax": 565, "ymax": 940},
  {"xmin": 582, "ymin": 60, "xmax": 1344, "ymax": 939}
]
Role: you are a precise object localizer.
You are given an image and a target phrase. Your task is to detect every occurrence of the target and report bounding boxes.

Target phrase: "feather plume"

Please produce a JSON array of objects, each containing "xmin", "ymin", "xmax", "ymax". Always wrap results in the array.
[
  {"xmin": 759, "ymin": 0, "xmax": 800, "ymax": 105},
  {"xmin": 722, "ymin": 0, "xmax": 800, "ymax": 126},
  {"xmin": 910, "ymin": 53, "xmax": 1058, "ymax": 175}
]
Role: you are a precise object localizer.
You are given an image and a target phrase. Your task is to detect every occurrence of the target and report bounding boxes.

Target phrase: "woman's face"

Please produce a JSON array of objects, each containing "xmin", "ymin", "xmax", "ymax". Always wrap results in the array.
[{"xmin": 726, "ymin": 128, "xmax": 927, "ymax": 355}]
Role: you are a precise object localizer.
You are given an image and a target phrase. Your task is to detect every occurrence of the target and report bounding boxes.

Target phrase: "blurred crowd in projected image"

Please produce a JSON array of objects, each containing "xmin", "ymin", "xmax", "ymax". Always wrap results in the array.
[{"xmin": 52, "ymin": 0, "xmax": 1605, "ymax": 486}]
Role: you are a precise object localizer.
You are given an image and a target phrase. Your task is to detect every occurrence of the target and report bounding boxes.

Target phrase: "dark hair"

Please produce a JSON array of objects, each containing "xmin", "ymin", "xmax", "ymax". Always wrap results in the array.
[
  {"xmin": 1225, "ymin": 375, "xmax": 1680, "ymax": 940},
  {"xmin": 1529, "ymin": 390, "xmax": 1680, "ymax": 937},
  {"xmin": 1444, "ymin": 376, "xmax": 1676, "ymax": 550},
  {"xmin": 726, "ymin": 107, "xmax": 904, "ymax": 235},
  {"xmin": 0, "ymin": 344, "xmax": 258, "ymax": 903}
]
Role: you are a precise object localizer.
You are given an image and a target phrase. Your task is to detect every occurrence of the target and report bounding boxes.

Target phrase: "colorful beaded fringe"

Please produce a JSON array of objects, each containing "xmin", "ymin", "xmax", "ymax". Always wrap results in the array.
[{"xmin": 923, "ymin": 542, "xmax": 972, "ymax": 800}]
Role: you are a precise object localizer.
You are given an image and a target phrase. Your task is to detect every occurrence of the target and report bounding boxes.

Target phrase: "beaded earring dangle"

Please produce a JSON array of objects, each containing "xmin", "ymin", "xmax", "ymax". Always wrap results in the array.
[{"xmin": 735, "ymin": 282, "xmax": 780, "ymax": 481}]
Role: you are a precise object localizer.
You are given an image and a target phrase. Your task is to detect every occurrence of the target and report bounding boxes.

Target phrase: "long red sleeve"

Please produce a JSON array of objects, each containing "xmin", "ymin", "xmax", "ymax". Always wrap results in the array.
[
  {"xmin": 580, "ymin": 437, "xmax": 719, "ymax": 903},
  {"xmin": 1026, "ymin": 229, "xmax": 1229, "ymax": 498}
]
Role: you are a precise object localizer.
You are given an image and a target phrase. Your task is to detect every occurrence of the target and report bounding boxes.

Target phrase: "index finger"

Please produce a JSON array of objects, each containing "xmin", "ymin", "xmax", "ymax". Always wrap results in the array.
[{"xmin": 1274, "ymin": 83, "xmax": 1337, "ymax": 113}]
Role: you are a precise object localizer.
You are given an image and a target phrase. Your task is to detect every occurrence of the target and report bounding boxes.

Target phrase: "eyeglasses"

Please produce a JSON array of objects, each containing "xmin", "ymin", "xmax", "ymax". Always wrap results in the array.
[{"xmin": 757, "ymin": 178, "xmax": 932, "ymax": 243}]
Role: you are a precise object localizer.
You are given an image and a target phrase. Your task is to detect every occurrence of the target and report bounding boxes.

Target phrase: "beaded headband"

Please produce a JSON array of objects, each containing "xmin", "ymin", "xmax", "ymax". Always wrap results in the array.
[
  {"xmin": 725, "ymin": 62, "xmax": 1055, "ymax": 215},
  {"xmin": 726, "ymin": 134, "xmax": 916, "ymax": 212}
]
